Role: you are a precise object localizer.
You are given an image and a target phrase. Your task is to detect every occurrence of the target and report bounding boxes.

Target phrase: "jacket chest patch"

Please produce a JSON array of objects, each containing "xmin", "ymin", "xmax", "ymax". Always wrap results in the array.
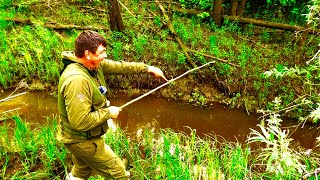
[{"xmin": 77, "ymin": 94, "xmax": 86, "ymax": 102}]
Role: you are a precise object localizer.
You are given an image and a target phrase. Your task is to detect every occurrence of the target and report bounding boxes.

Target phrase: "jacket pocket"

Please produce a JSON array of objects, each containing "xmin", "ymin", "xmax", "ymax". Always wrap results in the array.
[{"xmin": 88, "ymin": 121, "xmax": 109, "ymax": 138}]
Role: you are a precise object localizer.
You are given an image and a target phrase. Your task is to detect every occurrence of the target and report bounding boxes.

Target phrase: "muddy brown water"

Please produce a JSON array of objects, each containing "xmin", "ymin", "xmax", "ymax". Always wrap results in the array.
[{"xmin": 0, "ymin": 90, "xmax": 319, "ymax": 149}]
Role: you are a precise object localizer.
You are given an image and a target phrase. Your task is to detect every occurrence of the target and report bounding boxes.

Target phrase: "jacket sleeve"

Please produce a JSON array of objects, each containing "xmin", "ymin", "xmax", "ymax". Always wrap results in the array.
[
  {"xmin": 61, "ymin": 75, "xmax": 111, "ymax": 131},
  {"xmin": 100, "ymin": 59, "xmax": 149, "ymax": 75}
]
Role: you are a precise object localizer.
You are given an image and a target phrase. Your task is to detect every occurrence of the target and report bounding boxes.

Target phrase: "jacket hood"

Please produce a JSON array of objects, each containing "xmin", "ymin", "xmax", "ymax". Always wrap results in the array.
[
  {"xmin": 61, "ymin": 51, "xmax": 79, "ymax": 63},
  {"xmin": 60, "ymin": 51, "xmax": 81, "ymax": 75}
]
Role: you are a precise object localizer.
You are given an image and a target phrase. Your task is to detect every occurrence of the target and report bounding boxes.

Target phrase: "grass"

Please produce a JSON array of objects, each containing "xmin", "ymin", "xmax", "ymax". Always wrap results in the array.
[
  {"xmin": 0, "ymin": 24, "xmax": 72, "ymax": 88},
  {"xmin": 0, "ymin": 115, "xmax": 319, "ymax": 179}
]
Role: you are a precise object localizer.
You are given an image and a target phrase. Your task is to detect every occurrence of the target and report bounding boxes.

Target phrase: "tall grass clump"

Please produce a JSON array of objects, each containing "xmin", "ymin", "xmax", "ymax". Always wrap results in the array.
[
  {"xmin": 104, "ymin": 126, "xmax": 251, "ymax": 179},
  {"xmin": 104, "ymin": 122, "xmax": 319, "ymax": 179},
  {"xmin": 221, "ymin": 143, "xmax": 250, "ymax": 179},
  {"xmin": 13, "ymin": 115, "xmax": 41, "ymax": 171},
  {"xmin": 8, "ymin": 26, "xmax": 63, "ymax": 83},
  {"xmin": 0, "ymin": 6, "xmax": 15, "ymax": 87},
  {"xmin": 39, "ymin": 117, "xmax": 68, "ymax": 176},
  {"xmin": 0, "ymin": 116, "xmax": 68, "ymax": 179}
]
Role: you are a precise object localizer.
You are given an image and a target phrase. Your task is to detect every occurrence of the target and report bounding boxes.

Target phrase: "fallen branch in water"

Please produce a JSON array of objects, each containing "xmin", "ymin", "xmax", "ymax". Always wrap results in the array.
[
  {"xmin": 0, "ymin": 92, "xmax": 27, "ymax": 103},
  {"xmin": 0, "ymin": 108, "xmax": 20, "ymax": 122},
  {"xmin": 0, "ymin": 108, "xmax": 21, "ymax": 115}
]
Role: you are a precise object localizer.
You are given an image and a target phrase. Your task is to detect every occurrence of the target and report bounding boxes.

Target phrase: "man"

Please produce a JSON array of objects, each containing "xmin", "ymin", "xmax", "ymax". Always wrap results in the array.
[{"xmin": 57, "ymin": 30, "xmax": 166, "ymax": 180}]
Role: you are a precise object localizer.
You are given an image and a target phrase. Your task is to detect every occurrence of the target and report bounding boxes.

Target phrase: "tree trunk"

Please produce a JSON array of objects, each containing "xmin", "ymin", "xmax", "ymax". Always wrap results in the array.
[
  {"xmin": 107, "ymin": 0, "xmax": 125, "ymax": 32},
  {"xmin": 295, "ymin": 23, "xmax": 311, "ymax": 64},
  {"xmin": 237, "ymin": 0, "xmax": 246, "ymax": 17},
  {"xmin": 211, "ymin": 0, "xmax": 223, "ymax": 27},
  {"xmin": 230, "ymin": 0, "xmax": 238, "ymax": 16}
]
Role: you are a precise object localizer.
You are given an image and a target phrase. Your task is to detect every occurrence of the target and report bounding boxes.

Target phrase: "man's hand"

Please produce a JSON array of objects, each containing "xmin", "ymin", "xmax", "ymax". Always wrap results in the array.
[
  {"xmin": 108, "ymin": 106, "xmax": 121, "ymax": 118},
  {"xmin": 147, "ymin": 66, "xmax": 168, "ymax": 81}
]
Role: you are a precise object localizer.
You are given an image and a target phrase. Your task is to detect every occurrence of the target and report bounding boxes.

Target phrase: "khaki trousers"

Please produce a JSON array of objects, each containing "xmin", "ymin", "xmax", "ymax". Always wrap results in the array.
[{"xmin": 64, "ymin": 137, "xmax": 127, "ymax": 179}]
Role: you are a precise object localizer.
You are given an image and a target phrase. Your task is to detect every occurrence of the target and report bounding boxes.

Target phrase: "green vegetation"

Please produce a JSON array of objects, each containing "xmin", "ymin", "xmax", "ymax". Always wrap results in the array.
[
  {"xmin": 0, "ymin": 0, "xmax": 319, "ymax": 117},
  {"xmin": 1, "ymin": 0, "xmax": 320, "ymax": 179},
  {"xmin": 0, "ymin": 115, "xmax": 318, "ymax": 179}
]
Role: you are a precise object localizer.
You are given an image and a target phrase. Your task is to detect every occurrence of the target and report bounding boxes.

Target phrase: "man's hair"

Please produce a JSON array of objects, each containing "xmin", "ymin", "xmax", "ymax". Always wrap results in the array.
[{"xmin": 74, "ymin": 30, "xmax": 107, "ymax": 58}]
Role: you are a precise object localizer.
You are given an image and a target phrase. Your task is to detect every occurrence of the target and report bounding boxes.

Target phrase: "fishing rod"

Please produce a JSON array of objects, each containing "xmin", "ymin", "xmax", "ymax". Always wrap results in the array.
[{"xmin": 119, "ymin": 61, "xmax": 216, "ymax": 109}]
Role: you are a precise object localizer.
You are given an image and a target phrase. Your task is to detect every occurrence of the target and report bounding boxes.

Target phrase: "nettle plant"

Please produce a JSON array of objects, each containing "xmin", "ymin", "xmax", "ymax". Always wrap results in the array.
[
  {"xmin": 247, "ymin": 97, "xmax": 306, "ymax": 176},
  {"xmin": 306, "ymin": 0, "xmax": 320, "ymax": 27}
]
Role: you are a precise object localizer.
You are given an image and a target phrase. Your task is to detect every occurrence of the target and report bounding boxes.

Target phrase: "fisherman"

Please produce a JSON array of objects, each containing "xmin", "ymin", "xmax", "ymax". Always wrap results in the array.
[{"xmin": 57, "ymin": 30, "xmax": 166, "ymax": 180}]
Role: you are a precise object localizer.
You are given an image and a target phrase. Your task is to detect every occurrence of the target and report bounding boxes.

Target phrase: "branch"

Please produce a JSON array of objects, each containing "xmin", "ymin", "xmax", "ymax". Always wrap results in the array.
[
  {"xmin": 157, "ymin": 3, "xmax": 198, "ymax": 69},
  {"xmin": 187, "ymin": 48, "xmax": 240, "ymax": 68},
  {"xmin": 80, "ymin": 5, "xmax": 106, "ymax": 13},
  {"xmin": 157, "ymin": 4, "xmax": 240, "ymax": 68},
  {"xmin": 0, "ymin": 108, "xmax": 20, "ymax": 115},
  {"xmin": 117, "ymin": 0, "xmax": 135, "ymax": 17},
  {"xmin": 173, "ymin": 6, "xmax": 203, "ymax": 15}
]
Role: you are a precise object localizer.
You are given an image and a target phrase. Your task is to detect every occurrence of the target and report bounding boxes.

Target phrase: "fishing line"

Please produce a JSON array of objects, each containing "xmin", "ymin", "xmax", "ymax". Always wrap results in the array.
[{"xmin": 120, "ymin": 61, "xmax": 216, "ymax": 109}]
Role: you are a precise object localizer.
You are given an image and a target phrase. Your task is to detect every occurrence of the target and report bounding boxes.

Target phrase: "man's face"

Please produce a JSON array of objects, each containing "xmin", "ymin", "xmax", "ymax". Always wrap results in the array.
[{"xmin": 86, "ymin": 44, "xmax": 107, "ymax": 70}]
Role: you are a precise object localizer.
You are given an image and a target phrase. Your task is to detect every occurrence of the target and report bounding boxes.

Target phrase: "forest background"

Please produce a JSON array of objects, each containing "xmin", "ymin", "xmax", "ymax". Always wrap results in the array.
[
  {"xmin": 1, "ymin": 0, "xmax": 320, "ymax": 179},
  {"xmin": 2, "ymin": 0, "xmax": 320, "ymax": 119}
]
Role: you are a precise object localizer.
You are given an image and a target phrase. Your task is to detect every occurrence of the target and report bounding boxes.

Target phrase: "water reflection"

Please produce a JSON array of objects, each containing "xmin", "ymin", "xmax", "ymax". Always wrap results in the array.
[{"xmin": 0, "ymin": 90, "xmax": 318, "ymax": 149}]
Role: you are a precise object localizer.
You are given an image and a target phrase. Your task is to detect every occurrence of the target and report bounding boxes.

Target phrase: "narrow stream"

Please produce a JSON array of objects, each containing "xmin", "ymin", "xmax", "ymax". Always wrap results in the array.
[{"xmin": 0, "ymin": 90, "xmax": 319, "ymax": 149}]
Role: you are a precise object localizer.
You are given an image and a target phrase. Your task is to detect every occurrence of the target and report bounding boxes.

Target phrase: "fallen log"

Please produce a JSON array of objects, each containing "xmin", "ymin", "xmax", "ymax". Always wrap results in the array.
[
  {"xmin": 224, "ymin": 16, "xmax": 320, "ymax": 34},
  {"xmin": 5, "ymin": 18, "xmax": 109, "ymax": 31},
  {"xmin": 172, "ymin": 6, "xmax": 320, "ymax": 34}
]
